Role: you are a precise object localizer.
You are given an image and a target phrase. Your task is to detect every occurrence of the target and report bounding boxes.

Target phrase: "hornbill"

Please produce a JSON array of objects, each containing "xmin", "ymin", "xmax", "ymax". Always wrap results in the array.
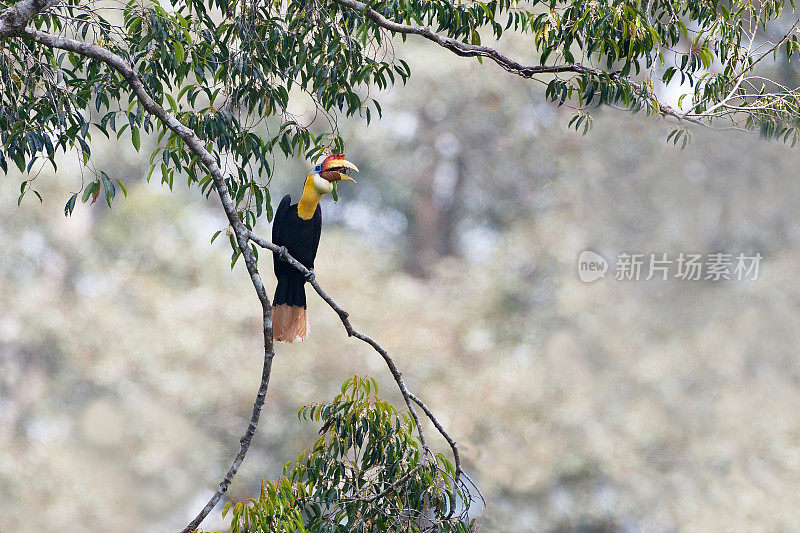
[{"xmin": 271, "ymin": 154, "xmax": 358, "ymax": 342}]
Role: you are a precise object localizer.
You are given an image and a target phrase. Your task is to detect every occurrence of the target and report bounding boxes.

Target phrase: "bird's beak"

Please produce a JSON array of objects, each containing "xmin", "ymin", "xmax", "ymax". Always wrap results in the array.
[
  {"xmin": 336, "ymin": 172, "xmax": 357, "ymax": 183},
  {"xmin": 319, "ymin": 154, "xmax": 359, "ymax": 183}
]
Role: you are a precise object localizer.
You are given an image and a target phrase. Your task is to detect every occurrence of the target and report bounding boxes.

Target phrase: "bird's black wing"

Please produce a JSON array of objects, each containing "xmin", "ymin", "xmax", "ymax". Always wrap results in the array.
[
  {"xmin": 272, "ymin": 194, "xmax": 292, "ymax": 276},
  {"xmin": 307, "ymin": 204, "xmax": 322, "ymax": 270}
]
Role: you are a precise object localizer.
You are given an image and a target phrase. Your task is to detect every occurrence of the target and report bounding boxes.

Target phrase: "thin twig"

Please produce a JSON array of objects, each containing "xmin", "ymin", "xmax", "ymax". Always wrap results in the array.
[{"xmin": 408, "ymin": 392, "xmax": 460, "ymax": 473}]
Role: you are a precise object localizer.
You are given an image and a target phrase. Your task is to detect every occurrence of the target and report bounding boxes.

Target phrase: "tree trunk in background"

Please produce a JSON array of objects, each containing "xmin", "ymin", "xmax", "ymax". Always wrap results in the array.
[
  {"xmin": 435, "ymin": 152, "xmax": 465, "ymax": 257},
  {"xmin": 404, "ymin": 152, "xmax": 465, "ymax": 278},
  {"xmin": 405, "ymin": 161, "xmax": 439, "ymax": 277}
]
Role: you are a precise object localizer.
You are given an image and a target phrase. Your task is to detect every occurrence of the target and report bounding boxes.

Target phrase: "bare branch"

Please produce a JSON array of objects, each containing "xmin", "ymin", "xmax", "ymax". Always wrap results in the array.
[
  {"xmin": 0, "ymin": 0, "xmax": 55, "ymax": 36},
  {"xmin": 249, "ymin": 233, "xmax": 465, "ymax": 483},
  {"xmin": 333, "ymin": 0, "xmax": 596, "ymax": 79},
  {"xmin": 407, "ymin": 392, "xmax": 460, "ymax": 473}
]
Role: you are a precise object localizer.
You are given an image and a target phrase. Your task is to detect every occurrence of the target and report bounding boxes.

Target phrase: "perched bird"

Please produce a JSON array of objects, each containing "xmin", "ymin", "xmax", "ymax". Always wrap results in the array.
[{"xmin": 271, "ymin": 154, "xmax": 358, "ymax": 342}]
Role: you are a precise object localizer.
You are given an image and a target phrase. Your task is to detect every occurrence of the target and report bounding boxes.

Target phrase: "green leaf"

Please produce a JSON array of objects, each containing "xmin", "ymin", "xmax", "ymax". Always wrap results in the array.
[
  {"xmin": 17, "ymin": 180, "xmax": 27, "ymax": 205},
  {"xmin": 174, "ymin": 40, "xmax": 185, "ymax": 65},
  {"xmin": 64, "ymin": 193, "xmax": 78, "ymax": 216},
  {"xmin": 131, "ymin": 126, "xmax": 141, "ymax": 152},
  {"xmin": 115, "ymin": 178, "xmax": 128, "ymax": 197},
  {"xmin": 165, "ymin": 93, "xmax": 177, "ymax": 113},
  {"xmin": 100, "ymin": 172, "xmax": 115, "ymax": 207},
  {"xmin": 81, "ymin": 181, "xmax": 98, "ymax": 203}
]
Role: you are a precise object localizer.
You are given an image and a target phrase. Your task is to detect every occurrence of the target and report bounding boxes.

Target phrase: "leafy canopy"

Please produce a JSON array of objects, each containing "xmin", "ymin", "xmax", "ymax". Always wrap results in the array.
[
  {"xmin": 214, "ymin": 376, "xmax": 476, "ymax": 532},
  {"xmin": 2, "ymin": 0, "xmax": 800, "ymax": 219}
]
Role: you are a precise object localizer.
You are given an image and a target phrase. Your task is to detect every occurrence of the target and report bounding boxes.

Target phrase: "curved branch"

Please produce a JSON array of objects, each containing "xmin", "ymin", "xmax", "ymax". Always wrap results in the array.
[
  {"xmin": 4, "ymin": 6, "xmax": 472, "ymax": 529},
  {"xmin": 333, "ymin": 0, "xmax": 702, "ymax": 126},
  {"xmin": 334, "ymin": 0, "xmax": 594, "ymax": 78},
  {"xmin": 248, "ymin": 235, "xmax": 426, "ymax": 446},
  {"xmin": 0, "ymin": 0, "xmax": 55, "ymax": 34},
  {"xmin": 1, "ymin": 24, "xmax": 277, "ymax": 533},
  {"xmin": 247, "ymin": 233, "xmax": 465, "ymax": 482},
  {"xmin": 340, "ymin": 0, "xmax": 800, "ymax": 128}
]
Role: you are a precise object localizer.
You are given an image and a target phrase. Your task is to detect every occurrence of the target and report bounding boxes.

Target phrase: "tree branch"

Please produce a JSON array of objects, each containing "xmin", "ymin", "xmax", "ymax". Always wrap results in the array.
[
  {"xmin": 336, "ymin": 0, "xmax": 800, "ymax": 129},
  {"xmin": 248, "ymin": 233, "xmax": 466, "ymax": 483},
  {"xmin": 334, "ymin": 0, "xmax": 595, "ymax": 78},
  {"xmin": 0, "ymin": 23, "xmax": 277, "ymax": 533},
  {"xmin": 3, "ymin": 13, "xmax": 472, "ymax": 531},
  {"xmin": 0, "ymin": 0, "xmax": 55, "ymax": 35},
  {"xmin": 333, "ymin": 0, "xmax": 703, "ymax": 126}
]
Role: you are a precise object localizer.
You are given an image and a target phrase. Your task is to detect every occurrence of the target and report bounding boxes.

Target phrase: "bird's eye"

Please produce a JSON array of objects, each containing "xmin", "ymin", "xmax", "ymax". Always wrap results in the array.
[{"xmin": 314, "ymin": 165, "xmax": 321, "ymax": 172}]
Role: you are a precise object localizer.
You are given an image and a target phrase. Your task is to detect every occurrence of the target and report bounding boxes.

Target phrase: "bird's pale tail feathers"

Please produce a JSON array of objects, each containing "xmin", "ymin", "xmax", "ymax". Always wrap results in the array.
[{"xmin": 273, "ymin": 304, "xmax": 309, "ymax": 343}]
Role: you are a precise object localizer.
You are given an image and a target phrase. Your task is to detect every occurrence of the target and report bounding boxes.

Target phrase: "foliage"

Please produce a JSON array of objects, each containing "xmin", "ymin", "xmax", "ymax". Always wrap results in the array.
[
  {"xmin": 2, "ymin": 0, "xmax": 800, "ymax": 221},
  {"xmin": 213, "ymin": 376, "xmax": 475, "ymax": 533}
]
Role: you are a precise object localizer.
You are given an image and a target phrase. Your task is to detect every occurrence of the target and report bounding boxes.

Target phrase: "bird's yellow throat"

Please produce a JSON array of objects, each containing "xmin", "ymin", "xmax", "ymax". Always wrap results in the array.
[{"xmin": 297, "ymin": 172, "xmax": 332, "ymax": 220}]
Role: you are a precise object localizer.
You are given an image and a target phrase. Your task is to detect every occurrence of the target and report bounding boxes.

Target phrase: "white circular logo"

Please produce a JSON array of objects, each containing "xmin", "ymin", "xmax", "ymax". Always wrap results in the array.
[{"xmin": 578, "ymin": 250, "xmax": 608, "ymax": 283}]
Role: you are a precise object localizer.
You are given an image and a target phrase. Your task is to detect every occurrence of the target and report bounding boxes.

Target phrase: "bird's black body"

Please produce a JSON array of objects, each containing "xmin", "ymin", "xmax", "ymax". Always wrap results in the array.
[
  {"xmin": 270, "ymin": 154, "xmax": 356, "ymax": 342},
  {"xmin": 272, "ymin": 194, "xmax": 322, "ymax": 309}
]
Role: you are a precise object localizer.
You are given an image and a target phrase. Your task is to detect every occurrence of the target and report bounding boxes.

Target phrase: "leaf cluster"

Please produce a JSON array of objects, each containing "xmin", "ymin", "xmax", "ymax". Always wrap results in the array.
[
  {"xmin": 3, "ymin": 0, "xmax": 800, "ymax": 216},
  {"xmin": 215, "ymin": 376, "xmax": 475, "ymax": 533}
]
